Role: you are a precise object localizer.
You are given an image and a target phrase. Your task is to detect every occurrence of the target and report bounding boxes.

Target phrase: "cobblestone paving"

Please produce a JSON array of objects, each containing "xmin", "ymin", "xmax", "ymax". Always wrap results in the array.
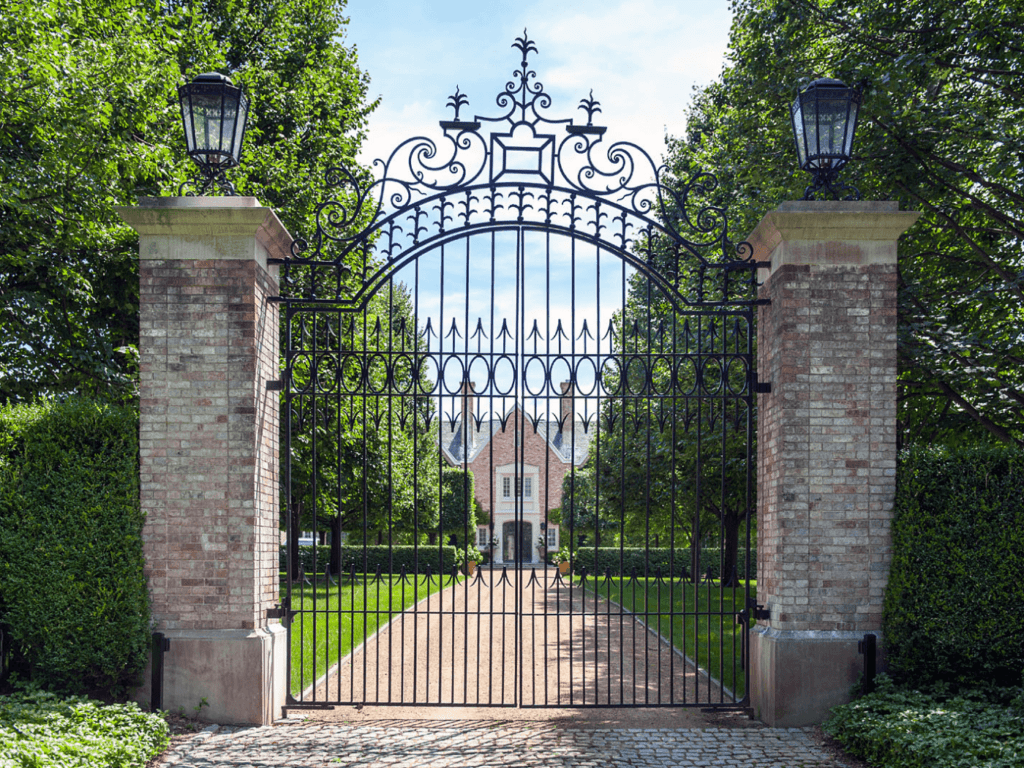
[{"xmin": 155, "ymin": 719, "xmax": 845, "ymax": 767}]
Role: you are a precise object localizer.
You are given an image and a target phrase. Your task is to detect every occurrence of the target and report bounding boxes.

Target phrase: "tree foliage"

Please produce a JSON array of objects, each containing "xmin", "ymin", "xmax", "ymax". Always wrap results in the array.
[
  {"xmin": 0, "ymin": 0, "xmax": 376, "ymax": 405},
  {"xmin": 666, "ymin": 0, "xmax": 1024, "ymax": 447},
  {"xmin": 284, "ymin": 283, "xmax": 440, "ymax": 571}
]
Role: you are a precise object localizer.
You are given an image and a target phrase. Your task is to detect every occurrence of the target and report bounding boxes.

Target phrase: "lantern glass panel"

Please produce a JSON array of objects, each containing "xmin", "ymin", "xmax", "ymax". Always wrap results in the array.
[
  {"xmin": 230, "ymin": 94, "xmax": 249, "ymax": 164},
  {"xmin": 818, "ymin": 93, "xmax": 849, "ymax": 163},
  {"xmin": 792, "ymin": 98, "xmax": 808, "ymax": 167}
]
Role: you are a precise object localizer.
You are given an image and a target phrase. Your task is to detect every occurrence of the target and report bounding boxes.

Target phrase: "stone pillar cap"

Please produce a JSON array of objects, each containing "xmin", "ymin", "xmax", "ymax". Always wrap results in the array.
[
  {"xmin": 116, "ymin": 196, "xmax": 292, "ymax": 268},
  {"xmin": 748, "ymin": 199, "xmax": 921, "ymax": 275}
]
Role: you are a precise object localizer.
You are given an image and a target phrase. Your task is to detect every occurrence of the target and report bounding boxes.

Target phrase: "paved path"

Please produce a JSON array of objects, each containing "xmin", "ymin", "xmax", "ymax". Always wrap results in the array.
[
  {"xmin": 155, "ymin": 571, "xmax": 851, "ymax": 767},
  {"xmin": 303, "ymin": 567, "xmax": 731, "ymax": 707},
  {"xmin": 154, "ymin": 718, "xmax": 848, "ymax": 767}
]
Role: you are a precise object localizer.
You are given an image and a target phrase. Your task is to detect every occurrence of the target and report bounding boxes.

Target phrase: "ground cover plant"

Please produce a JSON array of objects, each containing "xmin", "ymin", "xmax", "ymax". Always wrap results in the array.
[
  {"xmin": 0, "ymin": 686, "xmax": 169, "ymax": 768},
  {"xmin": 284, "ymin": 572, "xmax": 459, "ymax": 696},
  {"xmin": 824, "ymin": 675, "xmax": 1024, "ymax": 768},
  {"xmin": 580, "ymin": 575, "xmax": 754, "ymax": 699}
]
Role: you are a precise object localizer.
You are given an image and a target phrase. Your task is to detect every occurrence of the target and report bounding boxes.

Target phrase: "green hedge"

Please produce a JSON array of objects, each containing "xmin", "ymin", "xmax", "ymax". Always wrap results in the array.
[
  {"xmin": 885, "ymin": 446, "xmax": 1024, "ymax": 688},
  {"xmin": 281, "ymin": 545, "xmax": 462, "ymax": 575},
  {"xmin": 0, "ymin": 399, "xmax": 148, "ymax": 697},
  {"xmin": 571, "ymin": 547, "xmax": 755, "ymax": 580}
]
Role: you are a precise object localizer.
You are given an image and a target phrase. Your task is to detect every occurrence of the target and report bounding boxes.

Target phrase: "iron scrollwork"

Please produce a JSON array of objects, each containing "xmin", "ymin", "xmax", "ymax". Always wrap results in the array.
[{"xmin": 274, "ymin": 32, "xmax": 762, "ymax": 308}]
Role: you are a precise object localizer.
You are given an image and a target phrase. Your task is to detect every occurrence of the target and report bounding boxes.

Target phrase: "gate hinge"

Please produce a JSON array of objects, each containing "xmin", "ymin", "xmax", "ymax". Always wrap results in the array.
[
  {"xmin": 266, "ymin": 379, "xmax": 285, "ymax": 391},
  {"xmin": 267, "ymin": 603, "xmax": 289, "ymax": 620},
  {"xmin": 753, "ymin": 374, "xmax": 771, "ymax": 394},
  {"xmin": 747, "ymin": 597, "xmax": 770, "ymax": 621}
]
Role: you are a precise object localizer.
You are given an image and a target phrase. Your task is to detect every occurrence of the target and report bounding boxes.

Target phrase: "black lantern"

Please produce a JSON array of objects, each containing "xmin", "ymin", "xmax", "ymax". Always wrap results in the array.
[
  {"xmin": 790, "ymin": 78, "xmax": 862, "ymax": 200},
  {"xmin": 178, "ymin": 73, "xmax": 250, "ymax": 196}
]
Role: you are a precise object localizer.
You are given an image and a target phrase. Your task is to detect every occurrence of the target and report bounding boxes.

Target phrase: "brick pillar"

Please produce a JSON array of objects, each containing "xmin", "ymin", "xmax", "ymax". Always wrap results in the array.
[
  {"xmin": 748, "ymin": 201, "xmax": 919, "ymax": 726},
  {"xmin": 118, "ymin": 197, "xmax": 288, "ymax": 725}
]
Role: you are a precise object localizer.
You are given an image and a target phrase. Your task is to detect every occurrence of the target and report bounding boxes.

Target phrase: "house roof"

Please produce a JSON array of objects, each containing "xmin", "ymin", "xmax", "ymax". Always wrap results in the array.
[{"xmin": 439, "ymin": 407, "xmax": 593, "ymax": 467}]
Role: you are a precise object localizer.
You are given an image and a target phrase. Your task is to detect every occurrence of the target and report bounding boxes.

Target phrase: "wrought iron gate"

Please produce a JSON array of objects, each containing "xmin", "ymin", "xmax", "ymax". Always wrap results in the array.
[{"xmin": 272, "ymin": 34, "xmax": 763, "ymax": 709}]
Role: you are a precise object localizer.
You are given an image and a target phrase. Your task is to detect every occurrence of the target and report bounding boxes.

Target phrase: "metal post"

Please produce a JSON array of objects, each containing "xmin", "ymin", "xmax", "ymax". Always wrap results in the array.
[
  {"xmin": 858, "ymin": 633, "xmax": 877, "ymax": 694},
  {"xmin": 151, "ymin": 632, "xmax": 170, "ymax": 712}
]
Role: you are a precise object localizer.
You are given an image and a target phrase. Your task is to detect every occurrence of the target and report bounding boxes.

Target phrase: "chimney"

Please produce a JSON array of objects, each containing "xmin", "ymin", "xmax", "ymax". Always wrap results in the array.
[
  {"xmin": 460, "ymin": 379, "xmax": 476, "ymax": 456},
  {"xmin": 559, "ymin": 381, "xmax": 574, "ymax": 429}
]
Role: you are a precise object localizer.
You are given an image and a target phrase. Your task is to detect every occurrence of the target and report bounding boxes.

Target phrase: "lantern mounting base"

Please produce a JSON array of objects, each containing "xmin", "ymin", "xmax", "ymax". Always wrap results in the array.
[
  {"xmin": 801, "ymin": 168, "xmax": 861, "ymax": 202},
  {"xmin": 178, "ymin": 169, "xmax": 239, "ymax": 197}
]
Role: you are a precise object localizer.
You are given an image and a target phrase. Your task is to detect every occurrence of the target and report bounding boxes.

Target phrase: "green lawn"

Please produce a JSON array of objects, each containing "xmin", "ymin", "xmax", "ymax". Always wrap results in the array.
[
  {"xmin": 282, "ymin": 573, "xmax": 457, "ymax": 696},
  {"xmin": 578, "ymin": 576, "xmax": 756, "ymax": 699}
]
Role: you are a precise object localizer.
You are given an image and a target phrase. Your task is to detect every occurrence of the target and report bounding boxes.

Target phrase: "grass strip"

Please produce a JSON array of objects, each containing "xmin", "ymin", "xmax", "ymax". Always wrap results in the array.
[
  {"xmin": 579, "ymin": 575, "xmax": 754, "ymax": 699},
  {"xmin": 283, "ymin": 572, "xmax": 459, "ymax": 696}
]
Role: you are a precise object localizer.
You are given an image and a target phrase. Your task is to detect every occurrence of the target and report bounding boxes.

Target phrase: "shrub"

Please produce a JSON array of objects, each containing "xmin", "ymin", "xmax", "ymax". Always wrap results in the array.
[
  {"xmin": 824, "ymin": 675, "xmax": 1024, "ymax": 768},
  {"xmin": 439, "ymin": 467, "xmax": 477, "ymax": 542},
  {"xmin": 572, "ymin": 547, "xmax": 756, "ymax": 580},
  {"xmin": 885, "ymin": 446, "xmax": 1024, "ymax": 688},
  {"xmin": 281, "ymin": 545, "xmax": 461, "ymax": 575},
  {"xmin": 0, "ymin": 398, "xmax": 148, "ymax": 697},
  {"xmin": 0, "ymin": 685, "xmax": 169, "ymax": 768}
]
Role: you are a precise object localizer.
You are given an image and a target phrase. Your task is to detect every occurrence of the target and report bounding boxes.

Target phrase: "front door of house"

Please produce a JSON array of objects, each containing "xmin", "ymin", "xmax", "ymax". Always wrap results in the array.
[{"xmin": 503, "ymin": 520, "xmax": 533, "ymax": 564}]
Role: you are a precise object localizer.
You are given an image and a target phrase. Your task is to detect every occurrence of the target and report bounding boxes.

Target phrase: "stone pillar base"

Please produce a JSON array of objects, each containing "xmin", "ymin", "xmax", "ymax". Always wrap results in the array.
[
  {"xmin": 750, "ymin": 625, "xmax": 878, "ymax": 726},
  {"xmin": 142, "ymin": 626, "xmax": 287, "ymax": 725}
]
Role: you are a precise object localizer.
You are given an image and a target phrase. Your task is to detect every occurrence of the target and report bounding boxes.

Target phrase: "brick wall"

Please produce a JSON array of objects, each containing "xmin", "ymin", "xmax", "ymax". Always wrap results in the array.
[
  {"xmin": 757, "ymin": 262, "xmax": 897, "ymax": 632},
  {"xmin": 139, "ymin": 257, "xmax": 279, "ymax": 631}
]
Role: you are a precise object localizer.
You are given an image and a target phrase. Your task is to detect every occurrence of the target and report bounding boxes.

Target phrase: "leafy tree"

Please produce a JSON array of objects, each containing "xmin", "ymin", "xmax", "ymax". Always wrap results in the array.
[
  {"xmin": 438, "ymin": 467, "xmax": 478, "ymax": 546},
  {"xmin": 0, "ymin": 0, "xmax": 376, "ymax": 405},
  {"xmin": 665, "ymin": 0, "xmax": 1024, "ymax": 447},
  {"xmin": 559, "ymin": 465, "xmax": 618, "ymax": 549},
  {"xmin": 591, "ymin": 275, "xmax": 754, "ymax": 583},
  {"xmin": 283, "ymin": 283, "xmax": 440, "ymax": 573}
]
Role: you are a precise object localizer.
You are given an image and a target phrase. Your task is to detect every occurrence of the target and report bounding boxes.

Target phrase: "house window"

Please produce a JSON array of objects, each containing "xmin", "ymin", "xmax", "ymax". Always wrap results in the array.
[
  {"xmin": 502, "ymin": 477, "xmax": 511, "ymax": 499},
  {"xmin": 546, "ymin": 527, "xmax": 557, "ymax": 547},
  {"xmin": 478, "ymin": 528, "xmax": 489, "ymax": 547},
  {"xmin": 512, "ymin": 477, "xmax": 532, "ymax": 499}
]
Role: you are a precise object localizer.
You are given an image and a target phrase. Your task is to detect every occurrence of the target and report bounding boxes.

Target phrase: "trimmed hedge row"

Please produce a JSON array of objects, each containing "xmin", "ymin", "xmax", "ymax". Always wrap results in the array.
[
  {"xmin": 571, "ymin": 547, "xmax": 756, "ymax": 580},
  {"xmin": 885, "ymin": 445, "xmax": 1024, "ymax": 688},
  {"xmin": 281, "ymin": 545, "xmax": 462, "ymax": 575},
  {"xmin": 0, "ymin": 399, "xmax": 148, "ymax": 697}
]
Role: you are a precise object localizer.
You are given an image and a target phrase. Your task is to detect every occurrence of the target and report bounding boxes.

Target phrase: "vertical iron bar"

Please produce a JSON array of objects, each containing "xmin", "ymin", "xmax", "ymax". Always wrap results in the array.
[
  {"xmin": 694, "ymin": 314, "xmax": 703, "ymax": 705},
  {"xmin": 284, "ymin": 306, "xmax": 294, "ymax": 700},
  {"xmin": 463, "ymin": 233, "xmax": 471, "ymax": 705}
]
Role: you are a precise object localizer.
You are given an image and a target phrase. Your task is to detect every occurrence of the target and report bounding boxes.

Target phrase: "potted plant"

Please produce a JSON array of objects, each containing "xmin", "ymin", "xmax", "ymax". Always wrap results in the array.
[
  {"xmin": 550, "ymin": 546, "xmax": 573, "ymax": 576},
  {"xmin": 456, "ymin": 546, "xmax": 483, "ymax": 576}
]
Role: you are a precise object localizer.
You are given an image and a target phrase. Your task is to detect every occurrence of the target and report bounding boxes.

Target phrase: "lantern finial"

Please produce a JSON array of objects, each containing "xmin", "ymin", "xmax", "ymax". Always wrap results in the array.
[
  {"xmin": 178, "ymin": 73, "xmax": 250, "ymax": 196},
  {"xmin": 790, "ymin": 78, "xmax": 862, "ymax": 200}
]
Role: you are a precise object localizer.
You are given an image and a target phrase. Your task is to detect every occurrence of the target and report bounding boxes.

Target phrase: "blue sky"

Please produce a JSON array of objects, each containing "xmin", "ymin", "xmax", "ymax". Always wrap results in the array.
[{"xmin": 338, "ymin": 0, "xmax": 736, "ymax": 421}]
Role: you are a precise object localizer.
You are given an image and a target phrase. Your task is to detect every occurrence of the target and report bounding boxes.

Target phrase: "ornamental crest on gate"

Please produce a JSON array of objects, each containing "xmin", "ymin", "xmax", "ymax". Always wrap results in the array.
[{"xmin": 274, "ymin": 32, "xmax": 760, "ymax": 308}]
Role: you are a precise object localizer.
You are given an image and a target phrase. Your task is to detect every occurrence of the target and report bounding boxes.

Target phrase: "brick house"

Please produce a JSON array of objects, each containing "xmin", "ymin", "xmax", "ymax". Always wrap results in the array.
[{"xmin": 439, "ymin": 382, "xmax": 591, "ymax": 565}]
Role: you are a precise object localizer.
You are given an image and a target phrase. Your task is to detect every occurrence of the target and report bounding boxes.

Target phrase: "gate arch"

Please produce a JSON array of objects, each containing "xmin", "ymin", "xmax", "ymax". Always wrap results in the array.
[{"xmin": 273, "ymin": 32, "xmax": 762, "ymax": 709}]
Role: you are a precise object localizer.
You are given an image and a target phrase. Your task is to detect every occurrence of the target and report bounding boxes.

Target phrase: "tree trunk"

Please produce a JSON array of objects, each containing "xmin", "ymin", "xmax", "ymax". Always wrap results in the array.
[
  {"xmin": 288, "ymin": 499, "xmax": 302, "ymax": 577},
  {"xmin": 720, "ymin": 509, "xmax": 750, "ymax": 588},
  {"xmin": 330, "ymin": 514, "xmax": 342, "ymax": 576}
]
